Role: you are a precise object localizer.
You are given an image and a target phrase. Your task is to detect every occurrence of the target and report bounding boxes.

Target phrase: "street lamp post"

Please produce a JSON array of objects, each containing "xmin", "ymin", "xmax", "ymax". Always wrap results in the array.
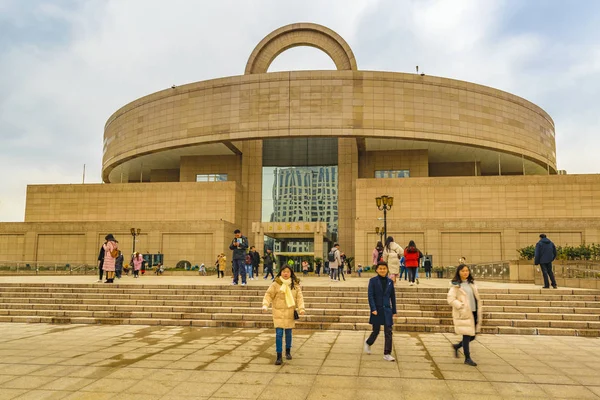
[
  {"xmin": 375, "ymin": 226, "xmax": 384, "ymax": 243},
  {"xmin": 375, "ymin": 195, "xmax": 394, "ymax": 243},
  {"xmin": 130, "ymin": 228, "xmax": 141, "ymax": 255}
]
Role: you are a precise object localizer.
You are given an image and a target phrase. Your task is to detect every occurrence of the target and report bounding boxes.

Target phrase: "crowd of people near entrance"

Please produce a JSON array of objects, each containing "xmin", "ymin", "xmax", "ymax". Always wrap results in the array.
[
  {"xmin": 96, "ymin": 234, "xmax": 159, "ymax": 283},
  {"xmin": 96, "ymin": 229, "xmax": 559, "ymax": 368}
]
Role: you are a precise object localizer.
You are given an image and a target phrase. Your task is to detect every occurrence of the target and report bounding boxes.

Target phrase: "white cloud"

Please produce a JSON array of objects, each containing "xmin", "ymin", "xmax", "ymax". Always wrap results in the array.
[{"xmin": 1, "ymin": 0, "xmax": 599, "ymax": 222}]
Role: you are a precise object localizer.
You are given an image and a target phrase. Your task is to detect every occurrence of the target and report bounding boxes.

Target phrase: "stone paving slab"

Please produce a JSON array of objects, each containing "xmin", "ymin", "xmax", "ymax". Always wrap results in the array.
[{"xmin": 0, "ymin": 323, "xmax": 598, "ymax": 399}]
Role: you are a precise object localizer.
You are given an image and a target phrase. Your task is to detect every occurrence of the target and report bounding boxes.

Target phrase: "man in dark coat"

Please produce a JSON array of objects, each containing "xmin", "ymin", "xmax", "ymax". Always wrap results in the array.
[
  {"xmin": 250, "ymin": 246, "xmax": 261, "ymax": 278},
  {"xmin": 364, "ymin": 261, "xmax": 397, "ymax": 361},
  {"xmin": 534, "ymin": 233, "xmax": 558, "ymax": 289},
  {"xmin": 229, "ymin": 229, "xmax": 249, "ymax": 285}
]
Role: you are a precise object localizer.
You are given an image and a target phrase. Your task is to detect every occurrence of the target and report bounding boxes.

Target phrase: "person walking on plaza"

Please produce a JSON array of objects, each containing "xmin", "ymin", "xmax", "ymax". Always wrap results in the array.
[
  {"xmin": 115, "ymin": 250, "xmax": 124, "ymax": 279},
  {"xmin": 102, "ymin": 234, "xmax": 118, "ymax": 283},
  {"xmin": 217, "ymin": 253, "xmax": 226, "ymax": 278},
  {"xmin": 403, "ymin": 240, "xmax": 423, "ymax": 286},
  {"xmin": 301, "ymin": 260, "xmax": 309, "ymax": 276},
  {"xmin": 534, "ymin": 233, "xmax": 558, "ymax": 289},
  {"xmin": 364, "ymin": 261, "xmax": 397, "ymax": 362},
  {"xmin": 372, "ymin": 241, "xmax": 384, "ymax": 270},
  {"xmin": 328, "ymin": 244, "xmax": 341, "ymax": 281},
  {"xmin": 339, "ymin": 253, "xmax": 347, "ymax": 281},
  {"xmin": 423, "ymin": 257, "xmax": 432, "ymax": 279},
  {"xmin": 250, "ymin": 246, "xmax": 261, "ymax": 279},
  {"xmin": 399, "ymin": 255, "xmax": 407, "ymax": 281},
  {"xmin": 263, "ymin": 248, "xmax": 276, "ymax": 280},
  {"xmin": 382, "ymin": 236, "xmax": 402, "ymax": 283},
  {"xmin": 262, "ymin": 265, "xmax": 305, "ymax": 365},
  {"xmin": 245, "ymin": 252, "xmax": 254, "ymax": 280},
  {"xmin": 315, "ymin": 258, "xmax": 322, "ymax": 277},
  {"xmin": 132, "ymin": 252, "xmax": 143, "ymax": 278},
  {"xmin": 447, "ymin": 264, "xmax": 482, "ymax": 367},
  {"xmin": 229, "ymin": 229, "xmax": 249, "ymax": 286}
]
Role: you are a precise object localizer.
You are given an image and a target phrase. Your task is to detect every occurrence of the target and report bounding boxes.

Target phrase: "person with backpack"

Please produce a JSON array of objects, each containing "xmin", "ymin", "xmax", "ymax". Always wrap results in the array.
[
  {"xmin": 404, "ymin": 240, "xmax": 423, "ymax": 286},
  {"xmin": 263, "ymin": 248, "xmax": 276, "ymax": 280},
  {"xmin": 328, "ymin": 243, "xmax": 341, "ymax": 281},
  {"xmin": 372, "ymin": 241, "xmax": 384, "ymax": 270},
  {"xmin": 382, "ymin": 237, "xmax": 402, "ymax": 283},
  {"xmin": 245, "ymin": 252, "xmax": 254, "ymax": 280},
  {"xmin": 423, "ymin": 257, "xmax": 432, "ymax": 279}
]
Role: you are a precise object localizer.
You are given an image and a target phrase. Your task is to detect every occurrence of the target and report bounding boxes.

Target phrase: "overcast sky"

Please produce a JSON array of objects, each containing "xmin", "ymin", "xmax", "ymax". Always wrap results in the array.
[{"xmin": 1, "ymin": 0, "xmax": 599, "ymax": 222}]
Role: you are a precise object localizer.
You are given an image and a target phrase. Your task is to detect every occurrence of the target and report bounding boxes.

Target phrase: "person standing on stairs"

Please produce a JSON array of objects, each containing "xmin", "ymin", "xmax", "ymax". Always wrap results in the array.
[
  {"xmin": 132, "ymin": 252, "xmax": 143, "ymax": 278},
  {"xmin": 364, "ymin": 261, "xmax": 397, "ymax": 362},
  {"xmin": 229, "ymin": 229, "xmax": 249, "ymax": 286},
  {"xmin": 447, "ymin": 264, "xmax": 483, "ymax": 367},
  {"xmin": 382, "ymin": 236, "xmax": 402, "ymax": 283},
  {"xmin": 262, "ymin": 265, "xmax": 305, "ymax": 365},
  {"xmin": 534, "ymin": 233, "xmax": 558, "ymax": 289},
  {"xmin": 403, "ymin": 240, "xmax": 422, "ymax": 286}
]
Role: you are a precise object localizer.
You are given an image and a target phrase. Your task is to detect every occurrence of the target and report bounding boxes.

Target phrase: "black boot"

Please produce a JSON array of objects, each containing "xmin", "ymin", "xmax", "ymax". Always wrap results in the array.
[
  {"xmin": 452, "ymin": 343, "xmax": 460, "ymax": 358},
  {"xmin": 285, "ymin": 349, "xmax": 292, "ymax": 360},
  {"xmin": 464, "ymin": 358, "xmax": 477, "ymax": 366},
  {"xmin": 275, "ymin": 353, "xmax": 282, "ymax": 365}
]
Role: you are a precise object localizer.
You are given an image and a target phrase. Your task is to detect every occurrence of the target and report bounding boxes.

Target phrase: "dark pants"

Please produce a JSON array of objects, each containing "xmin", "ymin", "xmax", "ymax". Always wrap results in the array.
[
  {"xmin": 98, "ymin": 263, "xmax": 103, "ymax": 280},
  {"xmin": 366, "ymin": 324, "xmax": 393, "ymax": 355},
  {"xmin": 315, "ymin": 265, "xmax": 321, "ymax": 276},
  {"xmin": 338, "ymin": 267, "xmax": 345, "ymax": 281},
  {"xmin": 407, "ymin": 267, "xmax": 417, "ymax": 283},
  {"xmin": 399, "ymin": 266, "xmax": 407, "ymax": 280},
  {"xmin": 455, "ymin": 311, "xmax": 477, "ymax": 358},
  {"xmin": 264, "ymin": 265, "xmax": 274, "ymax": 279},
  {"xmin": 233, "ymin": 259, "xmax": 247, "ymax": 284},
  {"xmin": 115, "ymin": 268, "xmax": 122, "ymax": 279},
  {"xmin": 253, "ymin": 265, "xmax": 259, "ymax": 277},
  {"xmin": 540, "ymin": 262, "xmax": 557, "ymax": 288},
  {"xmin": 218, "ymin": 270, "xmax": 224, "ymax": 278}
]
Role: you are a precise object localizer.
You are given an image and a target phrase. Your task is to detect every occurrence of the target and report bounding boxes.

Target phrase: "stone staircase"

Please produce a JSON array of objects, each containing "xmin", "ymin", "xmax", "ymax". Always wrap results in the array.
[{"xmin": 0, "ymin": 283, "xmax": 598, "ymax": 337}]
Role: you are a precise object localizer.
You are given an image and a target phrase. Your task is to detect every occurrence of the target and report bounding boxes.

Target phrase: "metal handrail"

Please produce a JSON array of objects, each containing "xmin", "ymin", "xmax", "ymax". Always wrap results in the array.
[{"xmin": 0, "ymin": 260, "xmax": 92, "ymax": 275}]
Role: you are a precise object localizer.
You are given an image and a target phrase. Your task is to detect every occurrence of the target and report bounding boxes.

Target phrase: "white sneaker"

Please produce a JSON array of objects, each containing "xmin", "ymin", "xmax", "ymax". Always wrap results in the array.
[
  {"xmin": 364, "ymin": 341, "xmax": 371, "ymax": 355},
  {"xmin": 383, "ymin": 354, "xmax": 396, "ymax": 362},
  {"xmin": 97, "ymin": 280, "xmax": 102, "ymax": 283},
  {"xmin": 241, "ymin": 283, "xmax": 246, "ymax": 286},
  {"xmin": 409, "ymin": 282, "xmax": 414, "ymax": 286}
]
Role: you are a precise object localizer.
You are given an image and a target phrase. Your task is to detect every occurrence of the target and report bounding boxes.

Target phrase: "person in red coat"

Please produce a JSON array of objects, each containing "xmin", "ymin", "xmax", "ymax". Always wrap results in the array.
[{"xmin": 403, "ymin": 240, "xmax": 423, "ymax": 286}]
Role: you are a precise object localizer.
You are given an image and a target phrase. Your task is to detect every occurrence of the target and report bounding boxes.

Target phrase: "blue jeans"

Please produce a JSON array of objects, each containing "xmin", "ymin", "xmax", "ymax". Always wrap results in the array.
[
  {"xmin": 399, "ymin": 266, "xmax": 407, "ymax": 280},
  {"xmin": 233, "ymin": 259, "xmax": 247, "ymax": 284},
  {"xmin": 275, "ymin": 328, "xmax": 292, "ymax": 353},
  {"xmin": 245, "ymin": 264, "xmax": 253, "ymax": 279}
]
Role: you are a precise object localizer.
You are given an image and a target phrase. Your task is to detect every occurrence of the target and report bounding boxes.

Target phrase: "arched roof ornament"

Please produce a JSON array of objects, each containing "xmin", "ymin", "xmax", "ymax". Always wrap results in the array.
[{"xmin": 245, "ymin": 23, "xmax": 358, "ymax": 75}]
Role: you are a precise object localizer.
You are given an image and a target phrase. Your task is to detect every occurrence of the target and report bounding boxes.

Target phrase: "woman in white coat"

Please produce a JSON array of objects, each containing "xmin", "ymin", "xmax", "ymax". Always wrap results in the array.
[
  {"xmin": 382, "ymin": 236, "xmax": 403, "ymax": 283},
  {"xmin": 447, "ymin": 264, "xmax": 483, "ymax": 366}
]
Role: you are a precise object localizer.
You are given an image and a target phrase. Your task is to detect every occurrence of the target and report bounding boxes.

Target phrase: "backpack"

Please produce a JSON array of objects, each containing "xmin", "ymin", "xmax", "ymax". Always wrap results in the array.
[
  {"xmin": 245, "ymin": 254, "xmax": 252, "ymax": 265},
  {"xmin": 328, "ymin": 250, "xmax": 336, "ymax": 262}
]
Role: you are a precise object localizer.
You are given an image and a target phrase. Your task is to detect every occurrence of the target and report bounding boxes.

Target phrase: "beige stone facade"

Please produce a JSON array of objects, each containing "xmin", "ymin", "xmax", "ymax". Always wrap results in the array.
[{"xmin": 1, "ymin": 23, "xmax": 599, "ymax": 269}]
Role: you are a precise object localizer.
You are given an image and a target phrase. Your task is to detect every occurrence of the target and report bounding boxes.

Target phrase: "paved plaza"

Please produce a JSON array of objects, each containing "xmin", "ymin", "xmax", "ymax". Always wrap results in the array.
[{"xmin": 0, "ymin": 322, "xmax": 599, "ymax": 400}]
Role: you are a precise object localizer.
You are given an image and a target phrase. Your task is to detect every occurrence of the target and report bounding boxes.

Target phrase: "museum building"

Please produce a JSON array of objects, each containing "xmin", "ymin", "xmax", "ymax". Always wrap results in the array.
[{"xmin": 1, "ymin": 23, "xmax": 600, "ymax": 269}]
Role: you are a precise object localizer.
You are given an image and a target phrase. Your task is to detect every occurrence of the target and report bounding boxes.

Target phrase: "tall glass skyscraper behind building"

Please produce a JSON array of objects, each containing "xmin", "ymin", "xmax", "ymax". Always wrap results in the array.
[{"xmin": 270, "ymin": 166, "xmax": 338, "ymax": 233}]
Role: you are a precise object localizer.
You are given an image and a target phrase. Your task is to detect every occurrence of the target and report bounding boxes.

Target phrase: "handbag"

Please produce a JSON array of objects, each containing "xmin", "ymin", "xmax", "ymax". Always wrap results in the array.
[{"xmin": 294, "ymin": 310, "xmax": 300, "ymax": 320}]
